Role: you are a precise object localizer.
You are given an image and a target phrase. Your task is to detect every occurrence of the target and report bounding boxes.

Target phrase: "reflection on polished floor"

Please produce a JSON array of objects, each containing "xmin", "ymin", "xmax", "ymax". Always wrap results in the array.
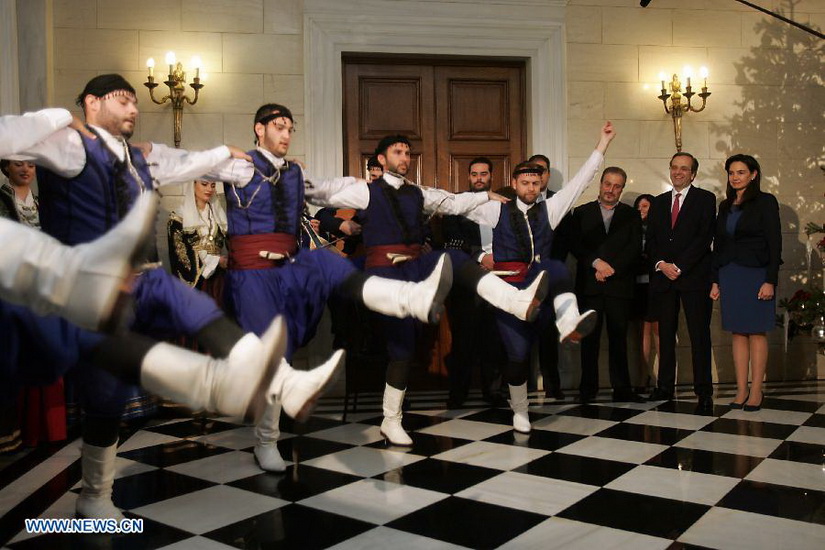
[{"xmin": 1, "ymin": 381, "xmax": 824, "ymax": 549}]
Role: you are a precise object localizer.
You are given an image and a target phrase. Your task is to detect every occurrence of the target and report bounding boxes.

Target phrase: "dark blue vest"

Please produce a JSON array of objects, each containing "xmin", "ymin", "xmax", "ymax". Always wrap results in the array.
[
  {"xmin": 37, "ymin": 129, "xmax": 152, "ymax": 245},
  {"xmin": 226, "ymin": 151, "xmax": 304, "ymax": 238},
  {"xmin": 492, "ymin": 201, "xmax": 554, "ymax": 263},
  {"xmin": 358, "ymin": 179, "xmax": 425, "ymax": 247}
]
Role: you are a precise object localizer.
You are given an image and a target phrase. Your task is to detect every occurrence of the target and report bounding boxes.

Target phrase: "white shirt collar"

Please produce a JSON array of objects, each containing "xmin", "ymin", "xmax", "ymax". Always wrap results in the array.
[
  {"xmin": 515, "ymin": 197, "xmax": 534, "ymax": 213},
  {"xmin": 382, "ymin": 172, "xmax": 404, "ymax": 189},
  {"xmin": 89, "ymin": 124, "xmax": 126, "ymax": 162},
  {"xmin": 672, "ymin": 183, "xmax": 692, "ymax": 199},
  {"xmin": 257, "ymin": 146, "xmax": 285, "ymax": 168}
]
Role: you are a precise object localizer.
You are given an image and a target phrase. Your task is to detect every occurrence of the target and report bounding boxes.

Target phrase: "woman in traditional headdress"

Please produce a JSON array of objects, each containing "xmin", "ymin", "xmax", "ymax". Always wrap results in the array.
[{"xmin": 167, "ymin": 179, "xmax": 228, "ymax": 305}]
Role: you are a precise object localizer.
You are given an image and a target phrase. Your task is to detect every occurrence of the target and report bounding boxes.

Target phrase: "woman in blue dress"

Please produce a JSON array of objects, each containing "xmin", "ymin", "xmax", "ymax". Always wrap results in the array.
[{"xmin": 710, "ymin": 154, "xmax": 782, "ymax": 411}]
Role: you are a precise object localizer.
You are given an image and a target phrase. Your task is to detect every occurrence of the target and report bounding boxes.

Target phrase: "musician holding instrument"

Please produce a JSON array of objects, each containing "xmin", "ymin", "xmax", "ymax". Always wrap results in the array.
[{"xmin": 214, "ymin": 104, "xmax": 455, "ymax": 472}]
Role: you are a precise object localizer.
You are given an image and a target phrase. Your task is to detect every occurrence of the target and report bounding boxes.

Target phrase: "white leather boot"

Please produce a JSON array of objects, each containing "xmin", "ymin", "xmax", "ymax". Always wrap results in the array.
[
  {"xmin": 254, "ymin": 399, "xmax": 286, "ymax": 472},
  {"xmin": 554, "ymin": 293, "xmax": 597, "ymax": 344},
  {"xmin": 476, "ymin": 270, "xmax": 548, "ymax": 322},
  {"xmin": 140, "ymin": 317, "xmax": 287, "ymax": 423},
  {"xmin": 75, "ymin": 442, "xmax": 125, "ymax": 520},
  {"xmin": 508, "ymin": 383, "xmax": 532, "ymax": 434},
  {"xmin": 270, "ymin": 349, "xmax": 345, "ymax": 422},
  {"xmin": 361, "ymin": 253, "xmax": 452, "ymax": 323},
  {"xmin": 380, "ymin": 384, "xmax": 413, "ymax": 446},
  {"xmin": 0, "ymin": 192, "xmax": 157, "ymax": 332}
]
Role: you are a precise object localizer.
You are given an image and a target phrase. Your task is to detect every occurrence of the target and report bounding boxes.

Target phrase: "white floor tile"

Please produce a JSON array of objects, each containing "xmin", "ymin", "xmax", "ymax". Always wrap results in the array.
[
  {"xmin": 417, "ymin": 418, "xmax": 511, "ymax": 440},
  {"xmin": 300, "ymin": 478, "xmax": 446, "ymax": 525},
  {"xmin": 157, "ymin": 536, "xmax": 237, "ymax": 549},
  {"xmin": 675, "ymin": 431, "xmax": 783, "ymax": 458},
  {"xmin": 745, "ymin": 458, "xmax": 825, "ymax": 491},
  {"xmin": 625, "ymin": 411, "xmax": 716, "ymax": 431},
  {"xmin": 327, "ymin": 526, "xmax": 470, "ymax": 550},
  {"xmin": 595, "ymin": 401, "xmax": 661, "ymax": 411},
  {"xmin": 773, "ymin": 393, "xmax": 825, "ymax": 403},
  {"xmin": 432, "ymin": 441, "xmax": 549, "ymax": 470},
  {"xmin": 606, "ymin": 465, "xmax": 740, "ymax": 505},
  {"xmin": 166, "ymin": 450, "xmax": 269, "ymax": 484},
  {"xmin": 722, "ymin": 409, "xmax": 812, "ymax": 426},
  {"xmin": 456, "ymin": 471, "xmax": 597, "ymax": 516},
  {"xmin": 787, "ymin": 425, "xmax": 825, "ymax": 446},
  {"xmin": 309, "ymin": 423, "xmax": 386, "ymax": 445},
  {"xmin": 557, "ymin": 437, "xmax": 669, "ymax": 464},
  {"xmin": 131, "ymin": 485, "xmax": 288, "ymax": 535},
  {"xmin": 532, "ymin": 415, "xmax": 617, "ymax": 436},
  {"xmin": 117, "ymin": 431, "xmax": 182, "ymax": 453},
  {"xmin": 499, "ymin": 517, "xmax": 672, "ymax": 550},
  {"xmin": 194, "ymin": 427, "xmax": 273, "ymax": 450},
  {"xmin": 302, "ymin": 446, "xmax": 426, "ymax": 477},
  {"xmin": 529, "ymin": 404, "xmax": 580, "ymax": 415},
  {"xmin": 679, "ymin": 507, "xmax": 825, "ymax": 550}
]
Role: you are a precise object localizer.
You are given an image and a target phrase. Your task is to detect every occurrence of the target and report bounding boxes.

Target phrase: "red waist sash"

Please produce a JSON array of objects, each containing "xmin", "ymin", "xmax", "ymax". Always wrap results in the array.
[
  {"xmin": 229, "ymin": 233, "xmax": 297, "ymax": 270},
  {"xmin": 365, "ymin": 244, "xmax": 422, "ymax": 269},
  {"xmin": 494, "ymin": 261, "xmax": 530, "ymax": 283}
]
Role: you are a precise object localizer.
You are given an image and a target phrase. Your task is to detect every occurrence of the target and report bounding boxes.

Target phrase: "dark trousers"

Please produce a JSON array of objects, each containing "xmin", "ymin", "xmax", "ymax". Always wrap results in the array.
[
  {"xmin": 539, "ymin": 323, "xmax": 561, "ymax": 391},
  {"xmin": 578, "ymin": 294, "xmax": 633, "ymax": 396},
  {"xmin": 445, "ymin": 287, "xmax": 504, "ymax": 400},
  {"xmin": 655, "ymin": 287, "xmax": 713, "ymax": 397}
]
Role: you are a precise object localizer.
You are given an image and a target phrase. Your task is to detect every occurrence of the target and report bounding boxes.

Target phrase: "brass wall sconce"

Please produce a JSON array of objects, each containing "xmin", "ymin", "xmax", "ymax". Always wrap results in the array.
[
  {"xmin": 656, "ymin": 66, "xmax": 711, "ymax": 152},
  {"xmin": 144, "ymin": 52, "xmax": 204, "ymax": 147}
]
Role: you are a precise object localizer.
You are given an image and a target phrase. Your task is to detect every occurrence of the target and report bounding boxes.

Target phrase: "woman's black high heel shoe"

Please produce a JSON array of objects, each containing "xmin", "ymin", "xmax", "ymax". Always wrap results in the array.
[
  {"xmin": 729, "ymin": 390, "xmax": 749, "ymax": 410},
  {"xmin": 743, "ymin": 391, "xmax": 764, "ymax": 412}
]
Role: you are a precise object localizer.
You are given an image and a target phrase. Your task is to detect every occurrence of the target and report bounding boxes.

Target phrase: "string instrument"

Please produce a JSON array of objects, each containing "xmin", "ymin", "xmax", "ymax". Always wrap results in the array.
[{"xmin": 300, "ymin": 214, "xmax": 347, "ymax": 257}]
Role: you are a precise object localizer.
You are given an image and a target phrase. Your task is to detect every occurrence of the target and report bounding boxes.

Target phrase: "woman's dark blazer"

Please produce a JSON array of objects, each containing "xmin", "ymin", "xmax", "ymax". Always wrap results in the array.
[{"xmin": 712, "ymin": 191, "xmax": 782, "ymax": 285}]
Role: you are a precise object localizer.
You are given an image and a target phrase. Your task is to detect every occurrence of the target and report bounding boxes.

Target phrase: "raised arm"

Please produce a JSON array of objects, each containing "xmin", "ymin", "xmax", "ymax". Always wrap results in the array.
[
  {"xmin": 0, "ymin": 109, "xmax": 74, "ymax": 158},
  {"xmin": 545, "ymin": 121, "xmax": 615, "ymax": 229},
  {"xmin": 147, "ymin": 143, "xmax": 252, "ymax": 187}
]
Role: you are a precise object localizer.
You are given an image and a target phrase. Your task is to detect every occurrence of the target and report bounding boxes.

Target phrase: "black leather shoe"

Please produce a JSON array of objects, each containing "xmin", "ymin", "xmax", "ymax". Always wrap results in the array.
[
  {"xmin": 483, "ymin": 393, "xmax": 508, "ymax": 408},
  {"xmin": 545, "ymin": 388, "xmax": 566, "ymax": 401},
  {"xmin": 613, "ymin": 389, "xmax": 646, "ymax": 403},
  {"xmin": 577, "ymin": 392, "xmax": 597, "ymax": 404},
  {"xmin": 697, "ymin": 395, "xmax": 714, "ymax": 411},
  {"xmin": 743, "ymin": 391, "xmax": 763, "ymax": 412},
  {"xmin": 647, "ymin": 388, "xmax": 674, "ymax": 402}
]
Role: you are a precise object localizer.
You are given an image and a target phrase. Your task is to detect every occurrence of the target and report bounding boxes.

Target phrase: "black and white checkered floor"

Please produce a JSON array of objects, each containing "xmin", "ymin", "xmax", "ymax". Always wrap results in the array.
[{"xmin": 1, "ymin": 381, "xmax": 824, "ymax": 549}]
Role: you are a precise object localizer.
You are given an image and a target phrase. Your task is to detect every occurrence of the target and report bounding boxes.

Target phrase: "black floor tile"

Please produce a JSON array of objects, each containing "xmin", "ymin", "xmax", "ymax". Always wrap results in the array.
[
  {"xmin": 386, "ymin": 496, "xmax": 546, "ymax": 549},
  {"xmin": 557, "ymin": 405, "xmax": 643, "ymax": 422},
  {"xmin": 112, "ymin": 469, "xmax": 216, "ymax": 510},
  {"xmin": 653, "ymin": 401, "xmax": 726, "ymax": 417},
  {"xmin": 279, "ymin": 416, "xmax": 346, "ymax": 436},
  {"xmin": 228, "ymin": 464, "xmax": 361, "ymax": 501},
  {"xmin": 597, "ymin": 423, "xmax": 693, "ymax": 446},
  {"xmin": 718, "ymin": 480, "xmax": 825, "ymax": 525},
  {"xmin": 769, "ymin": 440, "xmax": 825, "ymax": 465},
  {"xmin": 118, "ymin": 440, "xmax": 231, "ymax": 468},
  {"xmin": 143, "ymin": 418, "xmax": 240, "ymax": 438},
  {"xmin": 278, "ymin": 436, "xmax": 354, "ymax": 463},
  {"xmin": 378, "ymin": 458, "xmax": 500, "ymax": 494},
  {"xmin": 761, "ymin": 397, "xmax": 822, "ymax": 413},
  {"xmin": 645, "ymin": 447, "xmax": 763, "ymax": 478},
  {"xmin": 365, "ymin": 431, "xmax": 471, "ymax": 457},
  {"xmin": 557, "ymin": 488, "xmax": 710, "ymax": 539},
  {"xmin": 701, "ymin": 418, "xmax": 798, "ymax": 440},
  {"xmin": 514, "ymin": 452, "xmax": 634, "ymax": 487},
  {"xmin": 803, "ymin": 414, "xmax": 825, "ymax": 428},
  {"xmin": 203, "ymin": 503, "xmax": 374, "ymax": 549},
  {"xmin": 8, "ymin": 516, "xmax": 190, "ymax": 550},
  {"xmin": 483, "ymin": 429, "xmax": 585, "ymax": 451}
]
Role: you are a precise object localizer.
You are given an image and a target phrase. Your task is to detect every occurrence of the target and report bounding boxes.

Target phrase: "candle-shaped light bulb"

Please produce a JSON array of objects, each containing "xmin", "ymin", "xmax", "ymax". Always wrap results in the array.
[
  {"xmin": 165, "ymin": 51, "xmax": 176, "ymax": 74},
  {"xmin": 191, "ymin": 56, "xmax": 202, "ymax": 79},
  {"xmin": 699, "ymin": 66, "xmax": 709, "ymax": 88},
  {"xmin": 658, "ymin": 71, "xmax": 667, "ymax": 90},
  {"xmin": 146, "ymin": 57, "xmax": 155, "ymax": 78},
  {"xmin": 683, "ymin": 65, "xmax": 693, "ymax": 88}
]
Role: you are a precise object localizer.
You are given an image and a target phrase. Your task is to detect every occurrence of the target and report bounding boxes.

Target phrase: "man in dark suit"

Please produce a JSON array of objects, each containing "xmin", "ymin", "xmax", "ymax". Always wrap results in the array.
[
  {"xmin": 646, "ymin": 152, "xmax": 716, "ymax": 409},
  {"xmin": 442, "ymin": 157, "xmax": 506, "ymax": 407},
  {"xmin": 569, "ymin": 167, "xmax": 643, "ymax": 403}
]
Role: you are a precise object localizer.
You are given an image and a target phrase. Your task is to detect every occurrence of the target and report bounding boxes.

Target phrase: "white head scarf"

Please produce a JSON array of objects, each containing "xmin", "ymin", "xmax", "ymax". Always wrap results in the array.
[{"xmin": 180, "ymin": 180, "xmax": 228, "ymax": 233}]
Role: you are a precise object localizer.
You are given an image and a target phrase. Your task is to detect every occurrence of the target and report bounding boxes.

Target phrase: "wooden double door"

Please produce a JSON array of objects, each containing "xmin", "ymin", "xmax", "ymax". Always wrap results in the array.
[
  {"xmin": 343, "ymin": 56, "xmax": 526, "ymax": 191},
  {"xmin": 342, "ymin": 55, "xmax": 526, "ymax": 386}
]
